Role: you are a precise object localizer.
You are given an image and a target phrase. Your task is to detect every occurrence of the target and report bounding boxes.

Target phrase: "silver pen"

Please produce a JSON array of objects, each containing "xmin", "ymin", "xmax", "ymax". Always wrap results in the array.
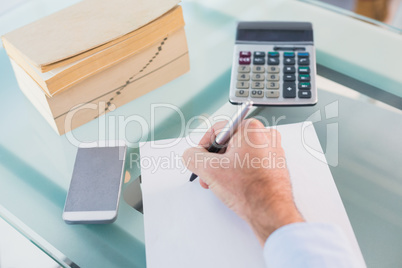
[{"xmin": 189, "ymin": 101, "xmax": 254, "ymax": 182}]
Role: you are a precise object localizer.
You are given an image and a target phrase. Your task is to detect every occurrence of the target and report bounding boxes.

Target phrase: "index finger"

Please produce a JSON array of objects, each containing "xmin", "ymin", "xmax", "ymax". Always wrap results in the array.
[{"xmin": 198, "ymin": 120, "xmax": 229, "ymax": 148}]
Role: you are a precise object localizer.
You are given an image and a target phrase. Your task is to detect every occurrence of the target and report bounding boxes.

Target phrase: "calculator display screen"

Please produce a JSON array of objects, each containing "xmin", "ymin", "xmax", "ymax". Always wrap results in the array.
[{"xmin": 237, "ymin": 29, "xmax": 313, "ymax": 42}]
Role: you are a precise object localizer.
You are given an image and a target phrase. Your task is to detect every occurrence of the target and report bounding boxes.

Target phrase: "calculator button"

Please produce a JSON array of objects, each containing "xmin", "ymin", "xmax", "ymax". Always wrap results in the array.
[
  {"xmin": 268, "ymin": 52, "xmax": 279, "ymax": 57},
  {"xmin": 253, "ymin": 57, "xmax": 265, "ymax": 65},
  {"xmin": 267, "ymin": 66, "xmax": 279, "ymax": 73},
  {"xmin": 284, "ymin": 74, "xmax": 296, "ymax": 82},
  {"xmin": 266, "ymin": 90, "xmax": 280, "ymax": 98},
  {"xmin": 298, "ymin": 82, "xmax": 311, "ymax": 90},
  {"xmin": 253, "ymin": 66, "xmax": 265, "ymax": 73},
  {"xmin": 254, "ymin": 51, "xmax": 266, "ymax": 57},
  {"xmin": 283, "ymin": 82, "xmax": 296, "ymax": 98},
  {"xmin": 267, "ymin": 57, "xmax": 280, "ymax": 65},
  {"xmin": 298, "ymin": 67, "xmax": 310, "ymax": 74},
  {"xmin": 267, "ymin": 74, "xmax": 279, "ymax": 81},
  {"xmin": 284, "ymin": 52, "xmax": 295, "ymax": 58},
  {"xmin": 298, "ymin": 52, "xmax": 309, "ymax": 58},
  {"xmin": 251, "ymin": 90, "xmax": 264, "ymax": 98},
  {"xmin": 238, "ymin": 66, "xmax": 251, "ymax": 73},
  {"xmin": 298, "ymin": 90, "xmax": 311, "ymax": 98},
  {"xmin": 252, "ymin": 74, "xmax": 265, "ymax": 81},
  {"xmin": 237, "ymin": 73, "xmax": 250, "ymax": 81},
  {"xmin": 267, "ymin": 82, "xmax": 279, "ymax": 89},
  {"xmin": 240, "ymin": 51, "xmax": 251, "ymax": 57},
  {"xmin": 239, "ymin": 57, "xmax": 251, "ymax": 65},
  {"xmin": 299, "ymin": 74, "xmax": 310, "ymax": 81},
  {"xmin": 236, "ymin": 90, "xmax": 249, "ymax": 97},
  {"xmin": 284, "ymin": 57, "xmax": 295, "ymax": 65},
  {"xmin": 251, "ymin": 82, "xmax": 264, "ymax": 89},
  {"xmin": 284, "ymin": 66, "xmax": 295, "ymax": 74},
  {"xmin": 298, "ymin": 58, "xmax": 310, "ymax": 65},
  {"xmin": 236, "ymin": 81, "xmax": 249, "ymax": 89}
]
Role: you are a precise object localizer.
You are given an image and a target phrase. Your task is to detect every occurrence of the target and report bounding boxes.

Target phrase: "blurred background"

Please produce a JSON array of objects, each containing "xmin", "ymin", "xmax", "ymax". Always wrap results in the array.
[
  {"xmin": 1, "ymin": 0, "xmax": 401, "ymax": 39},
  {"xmin": 322, "ymin": 0, "xmax": 402, "ymax": 27}
]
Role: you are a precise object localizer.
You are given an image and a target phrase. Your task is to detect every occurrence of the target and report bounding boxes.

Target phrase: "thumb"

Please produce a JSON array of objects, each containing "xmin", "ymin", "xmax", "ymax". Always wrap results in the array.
[{"xmin": 182, "ymin": 146, "xmax": 222, "ymax": 186}]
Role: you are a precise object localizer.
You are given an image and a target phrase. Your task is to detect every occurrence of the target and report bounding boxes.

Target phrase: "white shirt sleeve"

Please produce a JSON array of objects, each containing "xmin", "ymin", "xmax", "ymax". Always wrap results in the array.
[{"xmin": 263, "ymin": 222, "xmax": 363, "ymax": 268}]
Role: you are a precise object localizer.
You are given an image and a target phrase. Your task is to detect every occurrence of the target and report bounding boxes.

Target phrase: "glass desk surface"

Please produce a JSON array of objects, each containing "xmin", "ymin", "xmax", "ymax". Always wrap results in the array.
[{"xmin": 0, "ymin": 0, "xmax": 401, "ymax": 267}]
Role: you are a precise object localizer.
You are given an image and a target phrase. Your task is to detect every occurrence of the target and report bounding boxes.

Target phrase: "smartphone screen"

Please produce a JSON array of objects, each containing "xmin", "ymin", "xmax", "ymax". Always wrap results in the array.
[{"xmin": 63, "ymin": 142, "xmax": 126, "ymax": 224}]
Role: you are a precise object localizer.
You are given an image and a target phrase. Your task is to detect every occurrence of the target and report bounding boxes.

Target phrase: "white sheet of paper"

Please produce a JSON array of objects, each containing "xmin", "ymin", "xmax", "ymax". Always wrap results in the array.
[{"xmin": 140, "ymin": 122, "xmax": 365, "ymax": 267}]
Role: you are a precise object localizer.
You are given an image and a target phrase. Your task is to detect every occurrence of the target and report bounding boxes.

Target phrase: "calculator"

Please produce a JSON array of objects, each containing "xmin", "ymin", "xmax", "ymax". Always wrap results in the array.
[{"xmin": 229, "ymin": 21, "xmax": 317, "ymax": 106}]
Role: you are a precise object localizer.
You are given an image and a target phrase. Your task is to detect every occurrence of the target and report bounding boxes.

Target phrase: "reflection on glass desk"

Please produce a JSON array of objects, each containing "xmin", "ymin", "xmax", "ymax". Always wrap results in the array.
[{"xmin": 0, "ymin": 0, "xmax": 402, "ymax": 267}]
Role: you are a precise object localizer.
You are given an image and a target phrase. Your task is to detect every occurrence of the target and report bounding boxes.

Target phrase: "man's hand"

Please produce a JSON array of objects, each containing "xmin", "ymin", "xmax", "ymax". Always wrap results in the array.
[{"xmin": 182, "ymin": 119, "xmax": 304, "ymax": 246}]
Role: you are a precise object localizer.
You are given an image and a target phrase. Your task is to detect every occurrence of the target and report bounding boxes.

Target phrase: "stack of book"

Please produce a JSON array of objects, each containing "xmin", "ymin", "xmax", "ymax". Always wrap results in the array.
[{"xmin": 2, "ymin": 0, "xmax": 189, "ymax": 135}]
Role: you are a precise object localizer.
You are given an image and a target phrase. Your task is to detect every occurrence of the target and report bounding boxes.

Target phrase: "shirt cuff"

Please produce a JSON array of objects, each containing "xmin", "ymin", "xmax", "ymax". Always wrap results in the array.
[{"xmin": 263, "ymin": 222, "xmax": 362, "ymax": 268}]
